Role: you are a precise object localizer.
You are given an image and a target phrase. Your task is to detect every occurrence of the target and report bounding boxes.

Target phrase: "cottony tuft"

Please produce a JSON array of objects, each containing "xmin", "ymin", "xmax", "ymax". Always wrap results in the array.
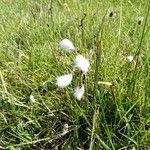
[
  {"xmin": 59, "ymin": 38, "xmax": 75, "ymax": 52},
  {"xmin": 73, "ymin": 85, "xmax": 85, "ymax": 100},
  {"xmin": 56, "ymin": 74, "xmax": 73, "ymax": 88},
  {"xmin": 74, "ymin": 54, "xmax": 90, "ymax": 74}
]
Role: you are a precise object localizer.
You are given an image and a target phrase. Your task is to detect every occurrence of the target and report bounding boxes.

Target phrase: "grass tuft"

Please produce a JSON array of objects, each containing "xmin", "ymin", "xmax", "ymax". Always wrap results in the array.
[{"xmin": 0, "ymin": 0, "xmax": 150, "ymax": 149}]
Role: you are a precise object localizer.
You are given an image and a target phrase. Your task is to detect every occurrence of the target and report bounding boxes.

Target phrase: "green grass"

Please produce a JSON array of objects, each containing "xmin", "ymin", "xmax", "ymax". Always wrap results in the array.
[{"xmin": 0, "ymin": 0, "xmax": 150, "ymax": 149}]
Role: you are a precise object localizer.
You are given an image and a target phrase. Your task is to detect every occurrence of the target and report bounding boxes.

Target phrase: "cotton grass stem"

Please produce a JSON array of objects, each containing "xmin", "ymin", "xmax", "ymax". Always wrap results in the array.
[
  {"xmin": 93, "ymin": 11, "xmax": 107, "ymax": 103},
  {"xmin": 131, "ymin": 2, "xmax": 150, "ymax": 93},
  {"xmin": 135, "ymin": 1, "xmax": 150, "ymax": 60},
  {"xmin": 89, "ymin": 107, "xmax": 99, "ymax": 150},
  {"xmin": 117, "ymin": 0, "xmax": 123, "ymax": 48}
]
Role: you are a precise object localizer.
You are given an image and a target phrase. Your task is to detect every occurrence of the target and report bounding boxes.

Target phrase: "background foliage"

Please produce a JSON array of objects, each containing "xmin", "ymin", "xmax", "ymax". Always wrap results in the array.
[{"xmin": 0, "ymin": 0, "xmax": 150, "ymax": 149}]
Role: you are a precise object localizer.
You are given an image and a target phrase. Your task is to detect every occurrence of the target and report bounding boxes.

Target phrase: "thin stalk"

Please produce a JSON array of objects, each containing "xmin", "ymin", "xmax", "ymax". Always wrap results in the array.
[
  {"xmin": 93, "ymin": 11, "xmax": 107, "ymax": 103},
  {"xmin": 130, "ymin": 2, "xmax": 150, "ymax": 94}
]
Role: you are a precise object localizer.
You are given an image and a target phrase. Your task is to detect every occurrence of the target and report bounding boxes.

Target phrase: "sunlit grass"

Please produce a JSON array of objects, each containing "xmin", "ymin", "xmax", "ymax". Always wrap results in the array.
[{"xmin": 0, "ymin": 0, "xmax": 150, "ymax": 149}]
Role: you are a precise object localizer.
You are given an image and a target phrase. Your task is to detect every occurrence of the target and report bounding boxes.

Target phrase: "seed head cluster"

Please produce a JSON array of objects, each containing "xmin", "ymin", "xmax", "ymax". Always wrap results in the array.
[{"xmin": 56, "ymin": 38, "xmax": 90, "ymax": 100}]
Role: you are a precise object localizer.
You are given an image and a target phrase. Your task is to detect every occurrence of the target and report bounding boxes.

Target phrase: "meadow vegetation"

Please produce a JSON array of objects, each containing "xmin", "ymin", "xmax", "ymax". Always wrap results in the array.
[{"xmin": 0, "ymin": 0, "xmax": 150, "ymax": 149}]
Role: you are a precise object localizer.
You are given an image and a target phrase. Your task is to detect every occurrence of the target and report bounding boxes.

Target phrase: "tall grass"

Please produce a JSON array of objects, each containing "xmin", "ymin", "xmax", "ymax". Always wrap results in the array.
[{"xmin": 0, "ymin": 0, "xmax": 150, "ymax": 149}]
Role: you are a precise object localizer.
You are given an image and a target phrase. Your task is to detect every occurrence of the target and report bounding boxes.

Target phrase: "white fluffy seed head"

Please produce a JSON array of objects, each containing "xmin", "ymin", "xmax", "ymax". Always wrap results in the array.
[
  {"xmin": 73, "ymin": 85, "xmax": 85, "ymax": 101},
  {"xmin": 59, "ymin": 38, "xmax": 75, "ymax": 52},
  {"xmin": 30, "ymin": 95, "xmax": 35, "ymax": 103},
  {"xmin": 74, "ymin": 54, "xmax": 90, "ymax": 74},
  {"xmin": 127, "ymin": 55, "xmax": 133, "ymax": 62},
  {"xmin": 56, "ymin": 74, "xmax": 73, "ymax": 88}
]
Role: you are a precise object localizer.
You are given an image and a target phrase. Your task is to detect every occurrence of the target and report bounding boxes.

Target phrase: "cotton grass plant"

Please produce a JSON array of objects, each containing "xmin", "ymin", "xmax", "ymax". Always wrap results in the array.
[{"xmin": 57, "ymin": 38, "xmax": 90, "ymax": 100}]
